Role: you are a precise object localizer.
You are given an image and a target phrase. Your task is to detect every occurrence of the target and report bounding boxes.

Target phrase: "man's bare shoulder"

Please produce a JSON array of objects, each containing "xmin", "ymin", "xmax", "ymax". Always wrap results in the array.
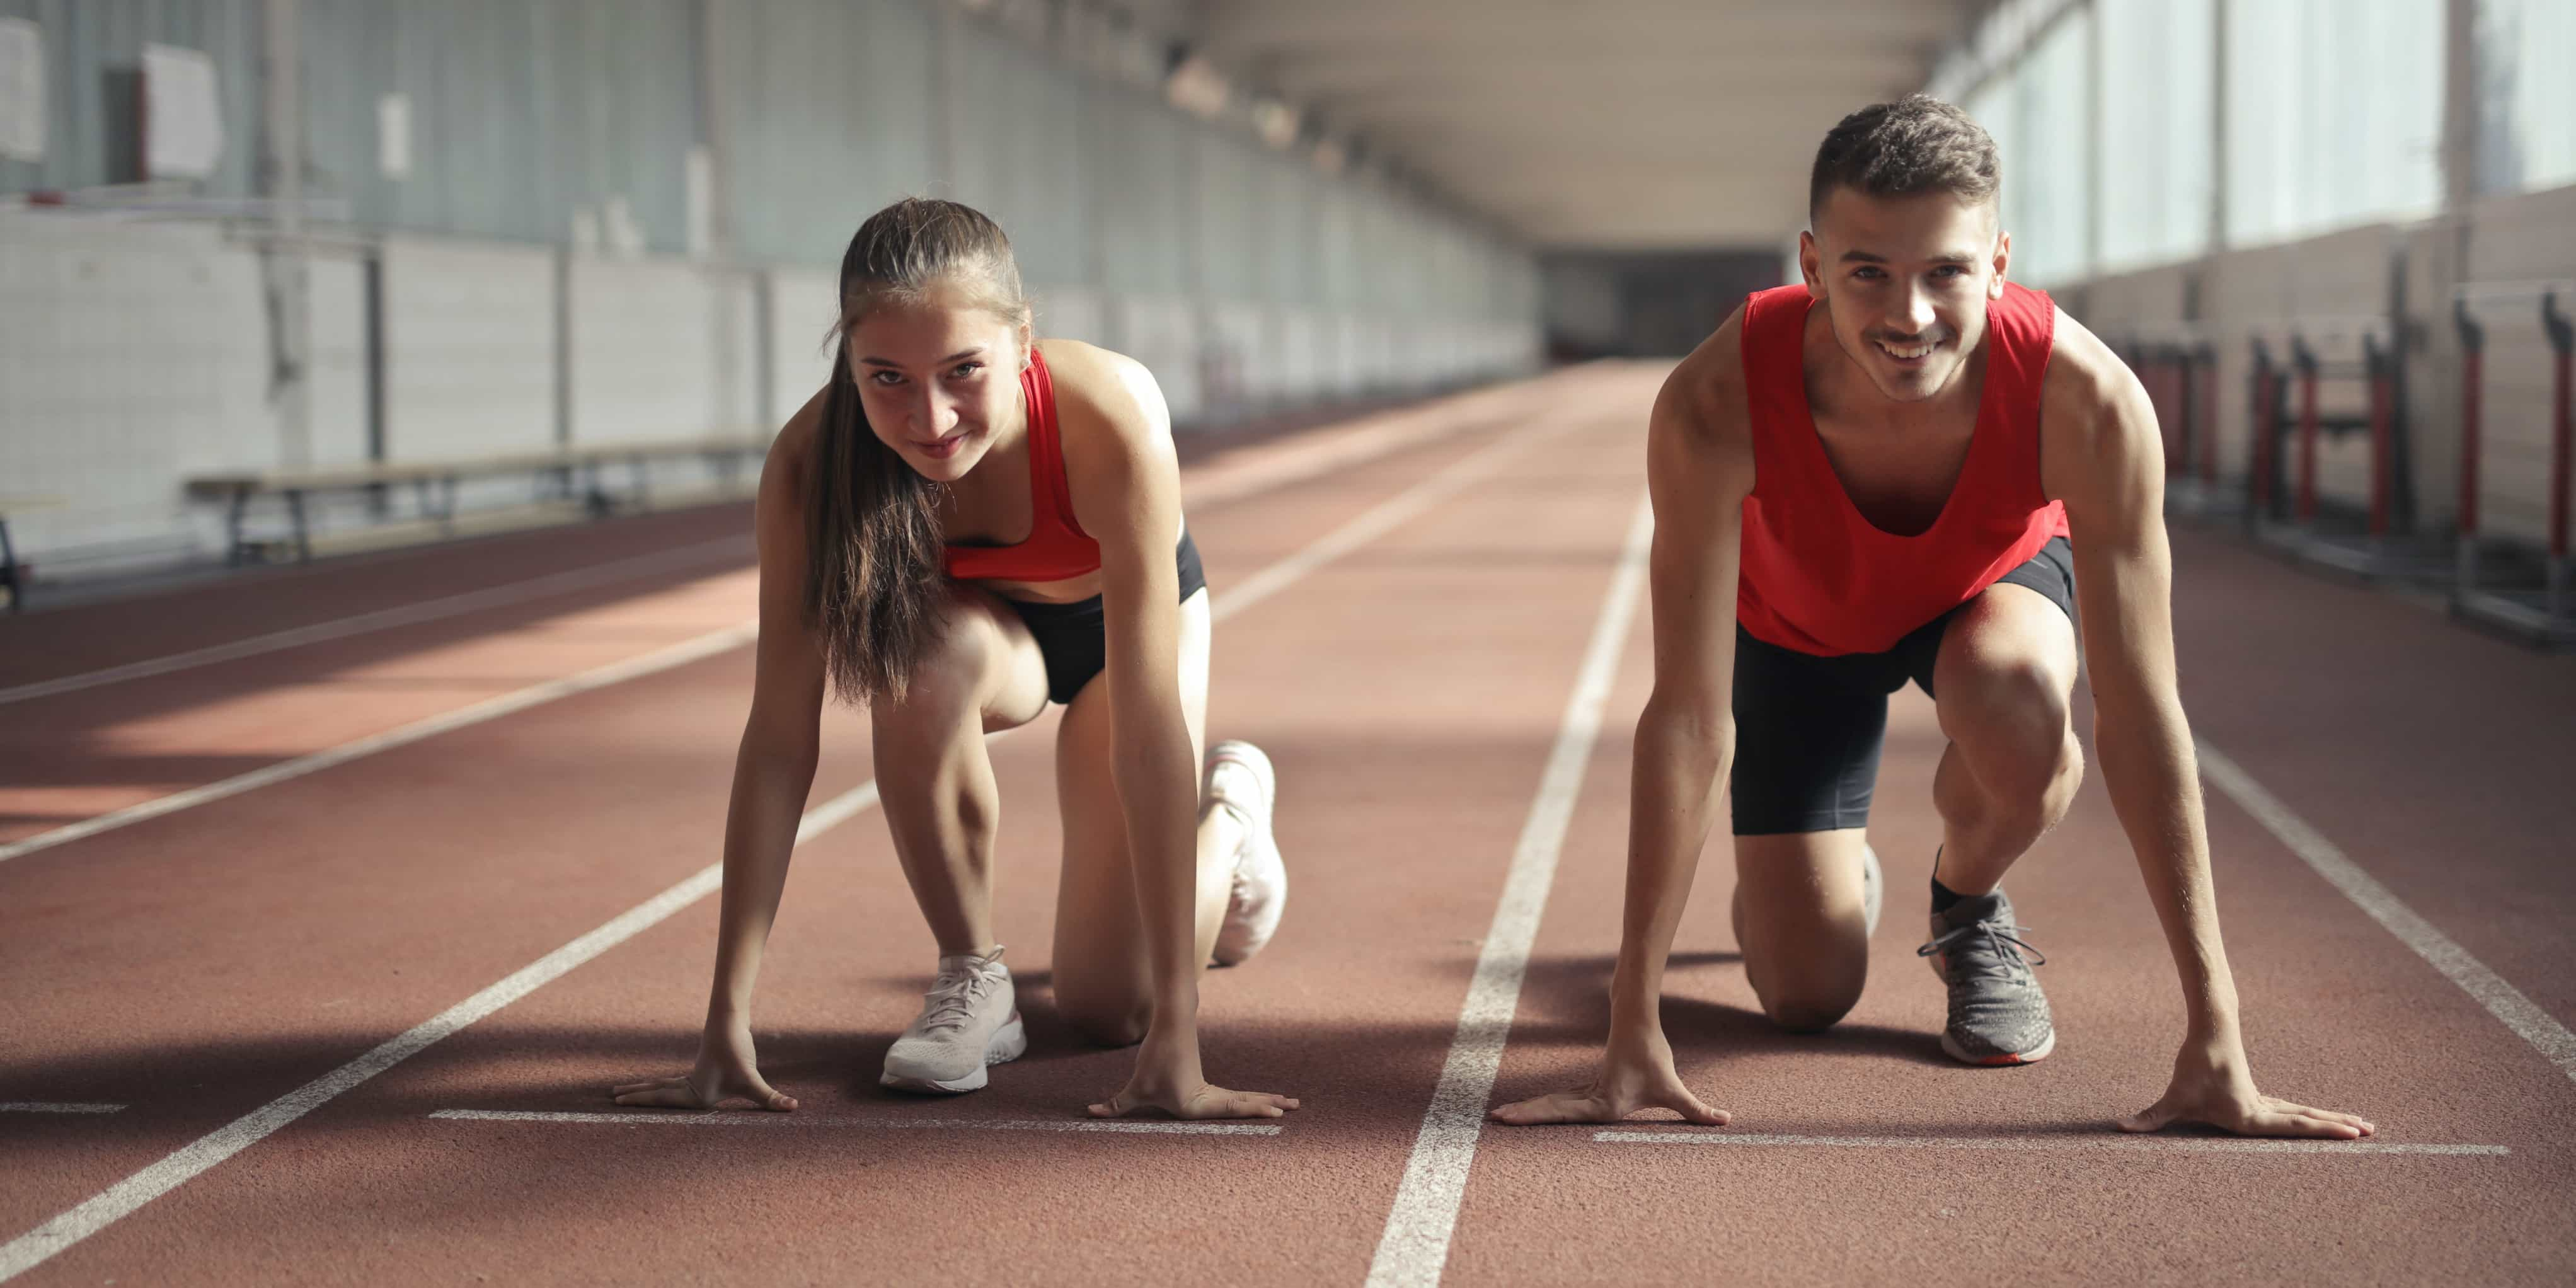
[
  {"xmin": 2040, "ymin": 306, "xmax": 2163, "ymax": 512},
  {"xmin": 1655, "ymin": 304, "xmax": 1754, "ymax": 461},
  {"xmin": 2043, "ymin": 308, "xmax": 2134, "ymax": 410},
  {"xmin": 2042, "ymin": 307, "xmax": 2157, "ymax": 457}
]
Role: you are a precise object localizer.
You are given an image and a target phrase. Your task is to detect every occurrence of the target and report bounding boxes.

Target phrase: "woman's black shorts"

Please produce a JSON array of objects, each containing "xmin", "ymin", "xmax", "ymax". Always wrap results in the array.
[
  {"xmin": 996, "ymin": 530, "xmax": 1207, "ymax": 705},
  {"xmin": 1728, "ymin": 536, "xmax": 2077, "ymax": 836}
]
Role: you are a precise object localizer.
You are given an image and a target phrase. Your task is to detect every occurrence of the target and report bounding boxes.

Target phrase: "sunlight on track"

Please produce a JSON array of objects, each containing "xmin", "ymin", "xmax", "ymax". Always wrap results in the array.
[
  {"xmin": 0, "ymin": 624, "xmax": 762, "ymax": 866},
  {"xmin": 0, "ymin": 538, "xmax": 753, "ymax": 708}
]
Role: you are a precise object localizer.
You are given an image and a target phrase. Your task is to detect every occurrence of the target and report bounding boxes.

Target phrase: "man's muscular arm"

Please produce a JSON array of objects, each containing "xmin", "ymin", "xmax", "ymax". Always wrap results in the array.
[
  {"xmin": 1490, "ymin": 311, "xmax": 1753, "ymax": 1127},
  {"xmin": 2044, "ymin": 316, "xmax": 2374, "ymax": 1139}
]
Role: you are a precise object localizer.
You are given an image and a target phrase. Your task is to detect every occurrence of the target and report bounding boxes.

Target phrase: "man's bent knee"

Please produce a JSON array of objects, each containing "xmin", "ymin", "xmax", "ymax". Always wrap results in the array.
[
  {"xmin": 1763, "ymin": 994, "xmax": 1860, "ymax": 1033},
  {"xmin": 1745, "ymin": 941, "xmax": 1867, "ymax": 1034},
  {"xmin": 1752, "ymin": 971, "xmax": 1865, "ymax": 1032}
]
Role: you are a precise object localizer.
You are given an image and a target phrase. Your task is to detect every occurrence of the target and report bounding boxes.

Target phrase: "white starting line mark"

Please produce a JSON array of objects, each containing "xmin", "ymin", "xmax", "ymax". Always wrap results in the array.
[
  {"xmin": 1595, "ymin": 1130, "xmax": 2509, "ymax": 1156},
  {"xmin": 0, "ymin": 1104, "xmax": 127, "ymax": 1115},
  {"xmin": 430, "ymin": 1110, "xmax": 1280, "ymax": 1136}
]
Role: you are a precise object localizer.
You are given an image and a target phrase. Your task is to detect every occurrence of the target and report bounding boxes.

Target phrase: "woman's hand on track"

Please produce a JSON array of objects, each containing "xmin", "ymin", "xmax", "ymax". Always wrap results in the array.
[
  {"xmin": 610, "ymin": 1026, "xmax": 798, "ymax": 1112},
  {"xmin": 1086, "ymin": 1037, "xmax": 1297, "ymax": 1120}
]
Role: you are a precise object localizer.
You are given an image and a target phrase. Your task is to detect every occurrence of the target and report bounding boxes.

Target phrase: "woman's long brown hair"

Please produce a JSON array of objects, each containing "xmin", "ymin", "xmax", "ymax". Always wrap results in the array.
[{"xmin": 805, "ymin": 198, "xmax": 1027, "ymax": 706}]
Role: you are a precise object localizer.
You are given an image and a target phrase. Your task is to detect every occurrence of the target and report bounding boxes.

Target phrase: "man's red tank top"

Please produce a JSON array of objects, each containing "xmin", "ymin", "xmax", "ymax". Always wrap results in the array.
[
  {"xmin": 1735, "ymin": 280, "xmax": 2069, "ymax": 657},
  {"xmin": 943, "ymin": 349, "xmax": 1103, "ymax": 583}
]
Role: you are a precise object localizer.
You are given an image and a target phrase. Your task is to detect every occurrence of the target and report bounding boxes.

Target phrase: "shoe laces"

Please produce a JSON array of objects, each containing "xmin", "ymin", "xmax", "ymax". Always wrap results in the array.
[
  {"xmin": 918, "ymin": 962, "xmax": 999, "ymax": 1035},
  {"xmin": 1205, "ymin": 761, "xmax": 1260, "ymax": 825},
  {"xmin": 1916, "ymin": 920, "xmax": 2047, "ymax": 983}
]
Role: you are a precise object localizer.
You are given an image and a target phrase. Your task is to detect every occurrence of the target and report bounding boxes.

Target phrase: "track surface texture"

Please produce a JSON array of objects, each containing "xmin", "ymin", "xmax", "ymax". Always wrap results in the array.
[{"xmin": 3, "ymin": 365, "xmax": 2570, "ymax": 1286}]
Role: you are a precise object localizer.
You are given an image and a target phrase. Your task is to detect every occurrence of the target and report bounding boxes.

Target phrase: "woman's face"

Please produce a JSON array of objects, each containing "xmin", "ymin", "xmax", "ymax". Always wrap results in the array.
[{"xmin": 847, "ymin": 282, "xmax": 1028, "ymax": 484}]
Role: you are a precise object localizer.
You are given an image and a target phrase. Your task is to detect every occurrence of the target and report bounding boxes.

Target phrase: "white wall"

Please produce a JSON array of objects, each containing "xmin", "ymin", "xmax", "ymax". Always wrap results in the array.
[
  {"xmin": 768, "ymin": 268, "xmax": 839, "ymax": 426},
  {"xmin": 568, "ymin": 256, "xmax": 762, "ymax": 444},
  {"xmin": 382, "ymin": 236, "xmax": 556, "ymax": 461},
  {"xmin": 0, "ymin": 213, "xmax": 276, "ymax": 568},
  {"xmin": 2, "ymin": 214, "xmax": 1541, "ymax": 577}
]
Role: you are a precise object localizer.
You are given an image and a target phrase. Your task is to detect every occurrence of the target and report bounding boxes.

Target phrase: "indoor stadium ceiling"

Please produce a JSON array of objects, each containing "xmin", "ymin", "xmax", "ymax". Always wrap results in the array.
[{"xmin": 1129, "ymin": 0, "xmax": 1982, "ymax": 251}]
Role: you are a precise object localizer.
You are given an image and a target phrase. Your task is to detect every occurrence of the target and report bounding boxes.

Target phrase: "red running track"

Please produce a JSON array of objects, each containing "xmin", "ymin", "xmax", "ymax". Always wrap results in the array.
[{"xmin": 1, "ymin": 365, "xmax": 2570, "ymax": 1285}]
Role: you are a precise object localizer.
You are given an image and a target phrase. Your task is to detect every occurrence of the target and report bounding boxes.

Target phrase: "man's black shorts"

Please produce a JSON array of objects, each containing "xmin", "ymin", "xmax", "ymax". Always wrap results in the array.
[{"xmin": 1728, "ymin": 536, "xmax": 2077, "ymax": 836}]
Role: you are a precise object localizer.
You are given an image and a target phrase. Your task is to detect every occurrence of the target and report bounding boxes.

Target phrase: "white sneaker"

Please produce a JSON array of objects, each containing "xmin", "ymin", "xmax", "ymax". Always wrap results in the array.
[
  {"xmin": 1861, "ymin": 842, "xmax": 1883, "ymax": 937},
  {"xmin": 1206, "ymin": 741, "xmax": 1286, "ymax": 967},
  {"xmin": 879, "ymin": 946, "xmax": 1026, "ymax": 1093}
]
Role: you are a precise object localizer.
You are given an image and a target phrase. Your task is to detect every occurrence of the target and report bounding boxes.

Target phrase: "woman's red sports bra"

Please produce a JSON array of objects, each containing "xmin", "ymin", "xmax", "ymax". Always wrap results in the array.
[{"xmin": 943, "ymin": 348, "xmax": 1104, "ymax": 584}]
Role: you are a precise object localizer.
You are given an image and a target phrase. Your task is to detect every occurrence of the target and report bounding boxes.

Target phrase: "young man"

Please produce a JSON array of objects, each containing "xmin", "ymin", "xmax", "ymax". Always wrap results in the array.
[{"xmin": 1492, "ymin": 96, "xmax": 2372, "ymax": 1138}]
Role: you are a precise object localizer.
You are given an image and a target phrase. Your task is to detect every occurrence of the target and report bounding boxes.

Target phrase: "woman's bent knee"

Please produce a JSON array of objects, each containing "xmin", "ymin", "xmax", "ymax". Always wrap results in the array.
[{"xmin": 1058, "ymin": 994, "xmax": 1152, "ymax": 1048}]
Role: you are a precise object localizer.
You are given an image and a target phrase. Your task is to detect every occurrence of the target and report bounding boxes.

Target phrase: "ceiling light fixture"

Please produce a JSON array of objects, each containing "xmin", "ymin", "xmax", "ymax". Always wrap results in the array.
[{"xmin": 1163, "ymin": 46, "xmax": 1231, "ymax": 118}]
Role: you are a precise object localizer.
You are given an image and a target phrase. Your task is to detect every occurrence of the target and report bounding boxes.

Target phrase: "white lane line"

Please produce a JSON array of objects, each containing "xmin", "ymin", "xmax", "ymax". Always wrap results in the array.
[
  {"xmin": 1595, "ymin": 1131, "xmax": 2509, "ymax": 1156},
  {"xmin": 0, "ymin": 1104, "xmax": 126, "ymax": 1115},
  {"xmin": 0, "ymin": 623, "xmax": 761, "ymax": 867},
  {"xmin": 1209, "ymin": 411, "xmax": 1585, "ymax": 622},
  {"xmin": 1365, "ymin": 495, "xmax": 1655, "ymax": 1288},
  {"xmin": 0, "ymin": 537, "xmax": 753, "ymax": 708},
  {"xmin": 0, "ymin": 405, "xmax": 1573, "ymax": 1282},
  {"xmin": 428, "ymin": 1110, "xmax": 1280, "ymax": 1136},
  {"xmin": 2197, "ymin": 742, "xmax": 2576, "ymax": 1088}
]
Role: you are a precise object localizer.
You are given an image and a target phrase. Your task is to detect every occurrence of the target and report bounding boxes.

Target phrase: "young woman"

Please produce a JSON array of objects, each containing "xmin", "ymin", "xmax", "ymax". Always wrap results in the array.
[{"xmin": 612, "ymin": 198, "xmax": 1295, "ymax": 1120}]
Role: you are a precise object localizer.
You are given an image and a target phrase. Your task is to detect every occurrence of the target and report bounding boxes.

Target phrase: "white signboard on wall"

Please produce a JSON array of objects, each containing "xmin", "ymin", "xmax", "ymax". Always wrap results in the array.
[
  {"xmin": 685, "ymin": 145, "xmax": 713, "ymax": 257},
  {"xmin": 0, "ymin": 18, "xmax": 43, "ymax": 162},
  {"xmin": 142, "ymin": 43, "xmax": 226, "ymax": 179},
  {"xmin": 377, "ymin": 93, "xmax": 411, "ymax": 178}
]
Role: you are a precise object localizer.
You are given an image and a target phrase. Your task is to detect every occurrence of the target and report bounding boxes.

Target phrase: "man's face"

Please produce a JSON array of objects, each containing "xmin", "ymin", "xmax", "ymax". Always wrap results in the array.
[{"xmin": 1798, "ymin": 187, "xmax": 2010, "ymax": 405}]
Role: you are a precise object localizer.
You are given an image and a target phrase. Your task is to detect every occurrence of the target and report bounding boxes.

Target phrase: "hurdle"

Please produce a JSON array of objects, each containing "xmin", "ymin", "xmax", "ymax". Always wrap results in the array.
[
  {"xmin": 2241, "ymin": 314, "xmax": 2439, "ymax": 578},
  {"xmin": 2451, "ymin": 280, "xmax": 2576, "ymax": 645}
]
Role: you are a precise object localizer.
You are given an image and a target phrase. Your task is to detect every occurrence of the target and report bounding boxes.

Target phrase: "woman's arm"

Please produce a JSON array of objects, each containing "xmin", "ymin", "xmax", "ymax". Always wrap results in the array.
[
  {"xmin": 614, "ymin": 404, "xmax": 828, "ymax": 1112},
  {"xmin": 1052, "ymin": 344, "xmax": 1294, "ymax": 1120}
]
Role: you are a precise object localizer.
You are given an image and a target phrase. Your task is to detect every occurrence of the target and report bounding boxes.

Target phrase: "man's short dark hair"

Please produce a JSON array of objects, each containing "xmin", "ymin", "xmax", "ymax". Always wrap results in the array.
[{"xmin": 1808, "ymin": 95, "xmax": 2001, "ymax": 222}]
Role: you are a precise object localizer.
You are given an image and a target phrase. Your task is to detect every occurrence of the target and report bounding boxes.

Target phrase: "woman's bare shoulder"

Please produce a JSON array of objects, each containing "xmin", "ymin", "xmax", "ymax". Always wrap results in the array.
[
  {"xmin": 757, "ymin": 387, "xmax": 829, "ymax": 538},
  {"xmin": 1035, "ymin": 338, "xmax": 1171, "ymax": 458}
]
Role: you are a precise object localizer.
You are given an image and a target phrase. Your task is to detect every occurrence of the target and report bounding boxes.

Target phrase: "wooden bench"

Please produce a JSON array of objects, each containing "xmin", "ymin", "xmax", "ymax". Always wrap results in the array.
[
  {"xmin": 185, "ymin": 435, "xmax": 773, "ymax": 565},
  {"xmin": 0, "ymin": 493, "xmax": 66, "ymax": 612}
]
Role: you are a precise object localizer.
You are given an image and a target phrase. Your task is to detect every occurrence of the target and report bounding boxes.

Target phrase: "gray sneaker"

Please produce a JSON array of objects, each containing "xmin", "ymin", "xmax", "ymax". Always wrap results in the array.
[
  {"xmin": 1916, "ymin": 889, "xmax": 2054, "ymax": 1066},
  {"xmin": 880, "ymin": 946, "xmax": 1026, "ymax": 1093}
]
